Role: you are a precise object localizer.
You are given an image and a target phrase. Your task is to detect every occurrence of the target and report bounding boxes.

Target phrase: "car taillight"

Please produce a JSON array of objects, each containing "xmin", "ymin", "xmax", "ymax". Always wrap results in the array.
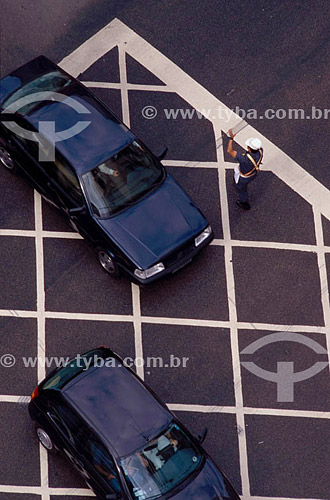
[{"xmin": 31, "ymin": 386, "xmax": 39, "ymax": 401}]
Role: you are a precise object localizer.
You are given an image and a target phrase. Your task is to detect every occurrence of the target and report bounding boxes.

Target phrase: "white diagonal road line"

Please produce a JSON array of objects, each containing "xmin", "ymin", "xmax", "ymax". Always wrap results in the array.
[{"xmin": 34, "ymin": 191, "xmax": 50, "ymax": 500}]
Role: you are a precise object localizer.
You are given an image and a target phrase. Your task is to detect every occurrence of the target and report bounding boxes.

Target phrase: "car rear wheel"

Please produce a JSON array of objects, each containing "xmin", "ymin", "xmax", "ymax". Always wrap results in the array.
[
  {"xmin": 0, "ymin": 146, "xmax": 15, "ymax": 171},
  {"xmin": 96, "ymin": 248, "xmax": 120, "ymax": 277},
  {"xmin": 36, "ymin": 426, "xmax": 54, "ymax": 451}
]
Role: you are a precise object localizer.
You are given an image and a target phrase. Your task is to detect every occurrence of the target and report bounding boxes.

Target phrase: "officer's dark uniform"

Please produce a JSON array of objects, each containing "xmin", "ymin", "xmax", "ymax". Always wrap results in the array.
[{"xmin": 235, "ymin": 148, "xmax": 263, "ymax": 203}]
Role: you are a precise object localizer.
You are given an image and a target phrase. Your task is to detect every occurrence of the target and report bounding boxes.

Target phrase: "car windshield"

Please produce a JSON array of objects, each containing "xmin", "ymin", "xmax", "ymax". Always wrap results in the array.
[
  {"xmin": 3, "ymin": 70, "xmax": 72, "ymax": 114},
  {"xmin": 82, "ymin": 140, "xmax": 164, "ymax": 217},
  {"xmin": 120, "ymin": 423, "xmax": 202, "ymax": 499}
]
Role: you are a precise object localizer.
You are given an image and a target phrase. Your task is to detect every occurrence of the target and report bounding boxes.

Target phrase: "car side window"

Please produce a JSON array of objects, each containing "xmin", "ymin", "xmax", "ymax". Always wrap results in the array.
[
  {"xmin": 48, "ymin": 403, "xmax": 84, "ymax": 446},
  {"xmin": 51, "ymin": 156, "xmax": 84, "ymax": 203},
  {"xmin": 81, "ymin": 433, "xmax": 121, "ymax": 493},
  {"xmin": 13, "ymin": 129, "xmax": 41, "ymax": 160}
]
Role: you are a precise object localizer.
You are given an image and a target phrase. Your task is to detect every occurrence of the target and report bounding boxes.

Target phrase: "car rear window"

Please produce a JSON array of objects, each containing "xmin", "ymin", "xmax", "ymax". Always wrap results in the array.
[
  {"xmin": 41, "ymin": 348, "xmax": 109, "ymax": 391},
  {"xmin": 2, "ymin": 70, "xmax": 72, "ymax": 115}
]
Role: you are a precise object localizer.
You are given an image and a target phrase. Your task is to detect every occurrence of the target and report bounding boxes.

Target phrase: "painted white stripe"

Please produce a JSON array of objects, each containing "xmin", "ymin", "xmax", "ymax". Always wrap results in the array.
[
  {"xmin": 132, "ymin": 284, "xmax": 144, "ymax": 380},
  {"xmin": 141, "ymin": 315, "xmax": 229, "ymax": 329},
  {"xmin": 162, "ymin": 159, "xmax": 220, "ymax": 168},
  {"xmin": 5, "ymin": 227, "xmax": 330, "ymax": 254},
  {"xmin": 0, "ymin": 229, "xmax": 36, "ymax": 237},
  {"xmin": 211, "ymin": 238, "xmax": 330, "ymax": 254},
  {"xmin": 0, "ymin": 308, "xmax": 326, "ymax": 333},
  {"xmin": 142, "ymin": 316, "xmax": 327, "ymax": 334},
  {"xmin": 0, "ymin": 395, "xmax": 30, "ymax": 403},
  {"xmin": 48, "ymin": 488, "xmax": 95, "ymax": 496},
  {"xmin": 34, "ymin": 192, "xmax": 46, "ymax": 384},
  {"xmin": 218, "ymin": 161, "xmax": 251, "ymax": 496},
  {"xmin": 170, "ymin": 404, "xmax": 330, "ymax": 419},
  {"xmin": 42, "ymin": 230, "xmax": 83, "ymax": 239},
  {"xmin": 169, "ymin": 404, "xmax": 237, "ymax": 414},
  {"xmin": 34, "ymin": 191, "xmax": 50, "ymax": 500},
  {"xmin": 83, "ymin": 81, "xmax": 122, "ymax": 89},
  {"xmin": 236, "ymin": 322, "xmax": 326, "ymax": 334},
  {"xmin": 83, "ymin": 81, "xmax": 170, "ymax": 93},
  {"xmin": 118, "ymin": 45, "xmax": 130, "ymax": 127},
  {"xmin": 45, "ymin": 310, "xmax": 133, "ymax": 322},
  {"xmin": 117, "ymin": 43, "xmax": 146, "ymax": 382},
  {"xmin": 313, "ymin": 209, "xmax": 330, "ymax": 379},
  {"xmin": 0, "ymin": 309, "xmax": 38, "ymax": 318},
  {"xmin": 243, "ymin": 407, "xmax": 330, "ymax": 419},
  {"xmin": 219, "ymin": 239, "xmax": 320, "ymax": 253},
  {"xmin": 162, "ymin": 157, "xmax": 277, "ymax": 172},
  {"xmin": 2, "ymin": 396, "xmax": 329, "ymax": 420},
  {"xmin": 0, "ymin": 485, "xmax": 42, "ymax": 494},
  {"xmin": 2, "ymin": 227, "xmax": 330, "ymax": 252},
  {"xmin": 40, "ymin": 444, "xmax": 50, "ymax": 500},
  {"xmin": 0, "ymin": 485, "xmax": 95, "ymax": 496},
  {"xmin": 59, "ymin": 23, "xmax": 119, "ymax": 76},
  {"xmin": 0, "ymin": 229, "xmax": 82, "ymax": 239}
]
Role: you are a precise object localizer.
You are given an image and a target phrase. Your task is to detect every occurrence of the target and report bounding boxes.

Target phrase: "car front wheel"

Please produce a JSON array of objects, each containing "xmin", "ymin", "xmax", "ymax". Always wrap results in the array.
[
  {"xmin": 36, "ymin": 426, "xmax": 54, "ymax": 451},
  {"xmin": 0, "ymin": 146, "xmax": 16, "ymax": 171},
  {"xmin": 96, "ymin": 248, "xmax": 120, "ymax": 277}
]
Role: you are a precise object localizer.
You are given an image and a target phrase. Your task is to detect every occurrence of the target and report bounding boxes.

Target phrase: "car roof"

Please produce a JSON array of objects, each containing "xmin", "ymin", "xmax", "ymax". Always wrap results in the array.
[
  {"xmin": 62, "ymin": 358, "xmax": 172, "ymax": 457},
  {"xmin": 1, "ymin": 56, "xmax": 135, "ymax": 174}
]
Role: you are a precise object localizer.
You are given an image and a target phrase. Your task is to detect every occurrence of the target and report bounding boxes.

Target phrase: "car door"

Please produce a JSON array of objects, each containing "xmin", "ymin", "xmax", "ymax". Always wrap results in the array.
[
  {"xmin": 78, "ymin": 430, "xmax": 125, "ymax": 499},
  {"xmin": 45, "ymin": 153, "xmax": 94, "ymax": 239},
  {"xmin": 46, "ymin": 402, "xmax": 90, "ymax": 477},
  {"xmin": 2, "ymin": 121, "xmax": 58, "ymax": 203}
]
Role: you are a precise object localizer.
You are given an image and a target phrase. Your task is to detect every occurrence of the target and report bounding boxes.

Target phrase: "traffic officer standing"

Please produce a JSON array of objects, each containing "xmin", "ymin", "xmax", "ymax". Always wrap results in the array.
[{"xmin": 227, "ymin": 128, "xmax": 263, "ymax": 210}]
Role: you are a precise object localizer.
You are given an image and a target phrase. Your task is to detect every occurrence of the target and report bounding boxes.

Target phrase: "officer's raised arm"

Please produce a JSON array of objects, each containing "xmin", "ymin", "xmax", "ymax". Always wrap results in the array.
[{"xmin": 227, "ymin": 128, "xmax": 237, "ymax": 158}]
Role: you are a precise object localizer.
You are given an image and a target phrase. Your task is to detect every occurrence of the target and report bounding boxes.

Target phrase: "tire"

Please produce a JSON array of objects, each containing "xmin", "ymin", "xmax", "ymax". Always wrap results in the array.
[
  {"xmin": 36, "ymin": 425, "xmax": 54, "ymax": 451},
  {"xmin": 96, "ymin": 248, "xmax": 120, "ymax": 277},
  {"xmin": 0, "ymin": 146, "xmax": 16, "ymax": 172}
]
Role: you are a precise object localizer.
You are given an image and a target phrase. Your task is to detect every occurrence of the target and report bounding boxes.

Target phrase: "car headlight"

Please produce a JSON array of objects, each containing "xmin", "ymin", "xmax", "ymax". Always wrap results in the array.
[
  {"xmin": 134, "ymin": 262, "xmax": 165, "ymax": 280},
  {"xmin": 195, "ymin": 225, "xmax": 212, "ymax": 247}
]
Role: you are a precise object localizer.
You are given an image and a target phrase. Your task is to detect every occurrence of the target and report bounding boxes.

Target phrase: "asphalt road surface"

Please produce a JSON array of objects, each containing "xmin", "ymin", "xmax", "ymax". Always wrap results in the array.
[{"xmin": 0, "ymin": 2, "xmax": 330, "ymax": 500}]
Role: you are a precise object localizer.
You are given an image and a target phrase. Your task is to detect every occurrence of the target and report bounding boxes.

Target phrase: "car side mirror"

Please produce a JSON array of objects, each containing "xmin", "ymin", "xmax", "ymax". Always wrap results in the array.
[
  {"xmin": 68, "ymin": 206, "xmax": 86, "ymax": 216},
  {"xmin": 198, "ymin": 427, "xmax": 208, "ymax": 444},
  {"xmin": 158, "ymin": 146, "xmax": 168, "ymax": 161}
]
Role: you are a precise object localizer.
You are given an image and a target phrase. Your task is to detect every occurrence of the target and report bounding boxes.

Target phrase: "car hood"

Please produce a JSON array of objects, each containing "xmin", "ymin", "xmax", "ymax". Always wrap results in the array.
[
  {"xmin": 170, "ymin": 458, "xmax": 240, "ymax": 500},
  {"xmin": 97, "ymin": 174, "xmax": 208, "ymax": 270}
]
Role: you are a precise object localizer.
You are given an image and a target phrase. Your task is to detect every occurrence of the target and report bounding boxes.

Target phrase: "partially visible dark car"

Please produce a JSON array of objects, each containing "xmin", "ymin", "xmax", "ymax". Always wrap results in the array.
[
  {"xmin": 0, "ymin": 56, "xmax": 213, "ymax": 284},
  {"xmin": 28, "ymin": 347, "xmax": 241, "ymax": 500}
]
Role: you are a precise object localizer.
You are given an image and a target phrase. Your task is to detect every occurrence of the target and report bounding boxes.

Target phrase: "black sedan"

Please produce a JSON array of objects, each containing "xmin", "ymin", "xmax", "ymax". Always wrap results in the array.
[
  {"xmin": 0, "ymin": 56, "xmax": 213, "ymax": 284},
  {"xmin": 28, "ymin": 347, "xmax": 241, "ymax": 500}
]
